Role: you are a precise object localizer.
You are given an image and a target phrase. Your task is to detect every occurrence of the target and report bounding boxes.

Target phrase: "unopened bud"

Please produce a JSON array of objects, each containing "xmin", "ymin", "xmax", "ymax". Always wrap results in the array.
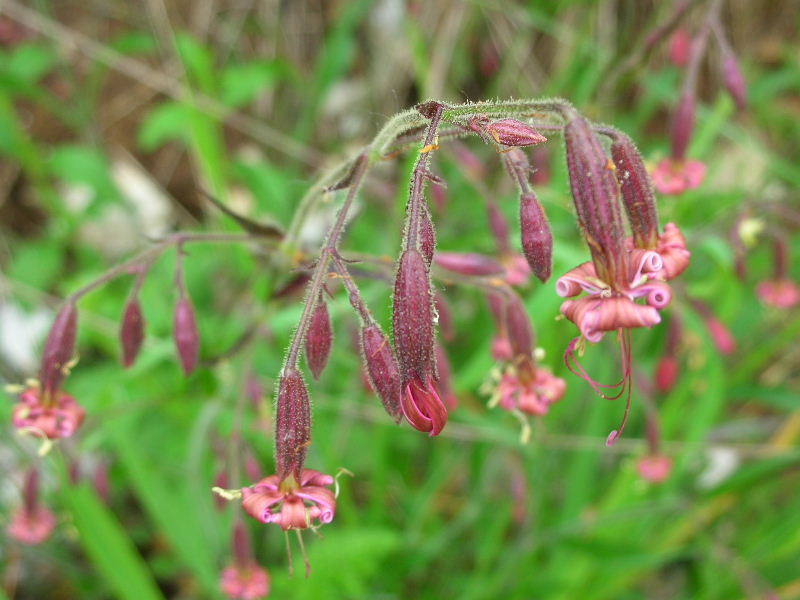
[
  {"xmin": 670, "ymin": 92, "xmax": 695, "ymax": 160},
  {"xmin": 434, "ymin": 252, "xmax": 504, "ymax": 277},
  {"xmin": 486, "ymin": 119, "xmax": 547, "ymax": 147},
  {"xmin": 360, "ymin": 323, "xmax": 402, "ymax": 422},
  {"xmin": 418, "ymin": 203, "xmax": 436, "ymax": 266},
  {"xmin": 120, "ymin": 298, "xmax": 145, "ymax": 368},
  {"xmin": 487, "ymin": 201, "xmax": 511, "ymax": 254},
  {"xmin": 721, "ymin": 54, "xmax": 746, "ymax": 111},
  {"xmin": 668, "ymin": 28, "xmax": 691, "ymax": 67},
  {"xmin": 305, "ymin": 294, "xmax": 332, "ymax": 380},
  {"xmin": 275, "ymin": 368, "xmax": 311, "ymax": 482},
  {"xmin": 505, "ymin": 293, "xmax": 534, "ymax": 359},
  {"xmin": 610, "ymin": 132, "xmax": 660, "ymax": 249},
  {"xmin": 519, "ymin": 192, "xmax": 553, "ymax": 282},
  {"xmin": 93, "ymin": 463, "xmax": 110, "ymax": 504},
  {"xmin": 174, "ymin": 297, "xmax": 199, "ymax": 375},
  {"xmin": 40, "ymin": 302, "xmax": 77, "ymax": 397},
  {"xmin": 654, "ymin": 355, "xmax": 679, "ymax": 393},
  {"xmin": 392, "ymin": 249, "xmax": 435, "ymax": 382},
  {"xmin": 231, "ymin": 521, "xmax": 253, "ymax": 567}
]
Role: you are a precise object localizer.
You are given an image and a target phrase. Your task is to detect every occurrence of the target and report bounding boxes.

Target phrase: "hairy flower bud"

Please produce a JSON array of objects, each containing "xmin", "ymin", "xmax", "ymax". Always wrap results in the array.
[
  {"xmin": 305, "ymin": 294, "xmax": 332, "ymax": 380},
  {"xmin": 418, "ymin": 202, "xmax": 436, "ymax": 266},
  {"xmin": 39, "ymin": 302, "xmax": 77, "ymax": 398},
  {"xmin": 721, "ymin": 54, "xmax": 746, "ymax": 111},
  {"xmin": 519, "ymin": 192, "xmax": 553, "ymax": 282},
  {"xmin": 670, "ymin": 92, "xmax": 695, "ymax": 160},
  {"xmin": 434, "ymin": 252, "xmax": 504, "ymax": 277},
  {"xmin": 504, "ymin": 293, "xmax": 534, "ymax": 359},
  {"xmin": 486, "ymin": 119, "xmax": 547, "ymax": 147},
  {"xmin": 487, "ymin": 201, "xmax": 511, "ymax": 253},
  {"xmin": 392, "ymin": 249, "xmax": 434, "ymax": 382},
  {"xmin": 174, "ymin": 297, "xmax": 200, "ymax": 375},
  {"xmin": 610, "ymin": 132, "xmax": 660, "ymax": 249},
  {"xmin": 120, "ymin": 298, "xmax": 145, "ymax": 368},
  {"xmin": 564, "ymin": 114, "xmax": 628, "ymax": 286},
  {"xmin": 360, "ymin": 323, "xmax": 403, "ymax": 422},
  {"xmin": 275, "ymin": 368, "xmax": 311, "ymax": 482}
]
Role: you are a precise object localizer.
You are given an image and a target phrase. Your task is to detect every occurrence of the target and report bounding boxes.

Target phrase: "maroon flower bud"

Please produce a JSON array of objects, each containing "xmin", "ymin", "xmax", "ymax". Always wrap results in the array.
[
  {"xmin": 433, "ymin": 252, "xmax": 504, "ymax": 277},
  {"xmin": 610, "ymin": 132, "xmax": 660, "ymax": 249},
  {"xmin": 670, "ymin": 92, "xmax": 695, "ymax": 160},
  {"xmin": 487, "ymin": 201, "xmax": 512, "ymax": 254},
  {"xmin": 654, "ymin": 355, "xmax": 679, "ymax": 394},
  {"xmin": 504, "ymin": 292, "xmax": 534, "ymax": 359},
  {"xmin": 401, "ymin": 376, "xmax": 447, "ymax": 436},
  {"xmin": 530, "ymin": 145, "xmax": 551, "ymax": 185},
  {"xmin": 93, "ymin": 463, "xmax": 110, "ymax": 504},
  {"xmin": 173, "ymin": 297, "xmax": 199, "ymax": 375},
  {"xmin": 392, "ymin": 249, "xmax": 435, "ymax": 382},
  {"xmin": 721, "ymin": 54, "xmax": 746, "ymax": 111},
  {"xmin": 418, "ymin": 203, "xmax": 436, "ymax": 266},
  {"xmin": 39, "ymin": 302, "xmax": 77, "ymax": 399},
  {"xmin": 274, "ymin": 368, "xmax": 311, "ymax": 483},
  {"xmin": 519, "ymin": 192, "xmax": 553, "ymax": 282},
  {"xmin": 668, "ymin": 28, "xmax": 691, "ymax": 67},
  {"xmin": 360, "ymin": 323, "xmax": 402, "ymax": 422},
  {"xmin": 305, "ymin": 294, "xmax": 332, "ymax": 380},
  {"xmin": 120, "ymin": 298, "xmax": 145, "ymax": 368},
  {"xmin": 430, "ymin": 181, "xmax": 447, "ymax": 213},
  {"xmin": 564, "ymin": 114, "xmax": 628, "ymax": 287},
  {"xmin": 486, "ymin": 119, "xmax": 547, "ymax": 147}
]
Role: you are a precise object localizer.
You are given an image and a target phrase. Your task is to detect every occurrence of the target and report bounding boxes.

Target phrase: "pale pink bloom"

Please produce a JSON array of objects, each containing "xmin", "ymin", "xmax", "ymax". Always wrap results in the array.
[
  {"xmin": 757, "ymin": 279, "xmax": 800, "ymax": 309},
  {"xmin": 651, "ymin": 158, "xmax": 706, "ymax": 195},
  {"xmin": 401, "ymin": 376, "xmax": 448, "ymax": 436},
  {"xmin": 220, "ymin": 565, "xmax": 270, "ymax": 600},
  {"xmin": 12, "ymin": 387, "xmax": 85, "ymax": 439},
  {"xmin": 637, "ymin": 455, "xmax": 673, "ymax": 483},
  {"xmin": 241, "ymin": 469, "xmax": 335, "ymax": 531},
  {"xmin": 8, "ymin": 505, "xmax": 56, "ymax": 545},
  {"xmin": 496, "ymin": 367, "xmax": 565, "ymax": 416}
]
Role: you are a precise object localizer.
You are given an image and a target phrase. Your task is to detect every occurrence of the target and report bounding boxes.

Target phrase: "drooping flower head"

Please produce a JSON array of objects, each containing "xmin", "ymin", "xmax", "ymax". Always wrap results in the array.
[
  {"xmin": 219, "ymin": 522, "xmax": 270, "ymax": 599},
  {"xmin": 7, "ymin": 468, "xmax": 57, "ymax": 545},
  {"xmin": 241, "ymin": 469, "xmax": 335, "ymax": 531},
  {"xmin": 12, "ymin": 386, "xmax": 85, "ymax": 440}
]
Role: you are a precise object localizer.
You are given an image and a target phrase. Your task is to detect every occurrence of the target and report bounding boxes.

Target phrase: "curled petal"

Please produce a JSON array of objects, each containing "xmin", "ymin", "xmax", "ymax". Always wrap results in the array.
[
  {"xmin": 300, "ymin": 469, "xmax": 334, "ymax": 488},
  {"xmin": 241, "ymin": 488, "xmax": 283, "ymax": 524},
  {"xmin": 631, "ymin": 280, "xmax": 672, "ymax": 309},
  {"xmin": 655, "ymin": 223, "xmax": 691, "ymax": 280},
  {"xmin": 295, "ymin": 486, "xmax": 336, "ymax": 524},
  {"xmin": 629, "ymin": 249, "xmax": 663, "ymax": 283},
  {"xmin": 555, "ymin": 262, "xmax": 601, "ymax": 297},
  {"xmin": 561, "ymin": 297, "xmax": 661, "ymax": 342},
  {"xmin": 274, "ymin": 497, "xmax": 311, "ymax": 530}
]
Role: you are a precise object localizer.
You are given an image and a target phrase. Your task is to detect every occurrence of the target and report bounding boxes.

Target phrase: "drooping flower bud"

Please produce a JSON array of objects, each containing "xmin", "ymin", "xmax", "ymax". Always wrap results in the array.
[
  {"xmin": 519, "ymin": 192, "xmax": 553, "ymax": 282},
  {"xmin": 721, "ymin": 54, "xmax": 746, "ymax": 111},
  {"xmin": 174, "ymin": 297, "xmax": 200, "ymax": 375},
  {"xmin": 392, "ymin": 249, "xmax": 434, "ymax": 382},
  {"xmin": 610, "ymin": 132, "xmax": 660, "ymax": 249},
  {"xmin": 487, "ymin": 200, "xmax": 511, "ymax": 254},
  {"xmin": 305, "ymin": 294, "xmax": 332, "ymax": 380},
  {"xmin": 8, "ymin": 468, "xmax": 56, "ymax": 545},
  {"xmin": 433, "ymin": 252, "xmax": 504, "ymax": 277},
  {"xmin": 39, "ymin": 302, "xmax": 77, "ymax": 399},
  {"xmin": 219, "ymin": 522, "xmax": 270, "ymax": 599},
  {"xmin": 485, "ymin": 119, "xmax": 547, "ymax": 147},
  {"xmin": 418, "ymin": 202, "xmax": 436, "ymax": 266},
  {"xmin": 504, "ymin": 292, "xmax": 534, "ymax": 360},
  {"xmin": 654, "ymin": 356, "xmax": 679, "ymax": 394},
  {"xmin": 274, "ymin": 368, "xmax": 311, "ymax": 483},
  {"xmin": 564, "ymin": 114, "xmax": 628, "ymax": 287},
  {"xmin": 120, "ymin": 298, "xmax": 145, "ymax": 368},
  {"xmin": 360, "ymin": 323, "xmax": 403, "ymax": 422},
  {"xmin": 670, "ymin": 92, "xmax": 695, "ymax": 160},
  {"xmin": 668, "ymin": 28, "xmax": 691, "ymax": 67},
  {"xmin": 530, "ymin": 145, "xmax": 551, "ymax": 185}
]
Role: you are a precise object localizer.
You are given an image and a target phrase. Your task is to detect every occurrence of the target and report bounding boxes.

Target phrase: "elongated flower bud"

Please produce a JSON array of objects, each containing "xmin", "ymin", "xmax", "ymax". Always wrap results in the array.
[
  {"xmin": 434, "ymin": 252, "xmax": 504, "ymax": 277},
  {"xmin": 564, "ymin": 114, "xmax": 628, "ymax": 287},
  {"xmin": 670, "ymin": 92, "xmax": 695, "ymax": 160},
  {"xmin": 418, "ymin": 202, "xmax": 436, "ymax": 266},
  {"xmin": 275, "ymin": 368, "xmax": 311, "ymax": 482},
  {"xmin": 505, "ymin": 292, "xmax": 534, "ymax": 359},
  {"xmin": 305, "ymin": 294, "xmax": 332, "ymax": 380},
  {"xmin": 486, "ymin": 119, "xmax": 547, "ymax": 147},
  {"xmin": 519, "ymin": 192, "xmax": 553, "ymax": 282},
  {"xmin": 610, "ymin": 132, "xmax": 660, "ymax": 249},
  {"xmin": 39, "ymin": 302, "xmax": 77, "ymax": 398},
  {"xmin": 721, "ymin": 54, "xmax": 746, "ymax": 111},
  {"xmin": 392, "ymin": 249, "xmax": 434, "ymax": 382},
  {"xmin": 120, "ymin": 298, "xmax": 145, "ymax": 368},
  {"xmin": 360, "ymin": 323, "xmax": 402, "ymax": 422},
  {"xmin": 174, "ymin": 297, "xmax": 199, "ymax": 375},
  {"xmin": 487, "ymin": 201, "xmax": 511, "ymax": 253}
]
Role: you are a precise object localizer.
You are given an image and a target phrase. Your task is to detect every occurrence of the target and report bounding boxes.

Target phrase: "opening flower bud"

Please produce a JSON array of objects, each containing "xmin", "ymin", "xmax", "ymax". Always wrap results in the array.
[{"xmin": 305, "ymin": 294, "xmax": 332, "ymax": 380}]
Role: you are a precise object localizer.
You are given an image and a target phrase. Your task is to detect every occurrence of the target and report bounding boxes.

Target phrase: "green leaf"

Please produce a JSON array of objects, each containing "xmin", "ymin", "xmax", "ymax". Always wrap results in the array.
[
  {"xmin": 2, "ymin": 43, "xmax": 58, "ymax": 84},
  {"xmin": 63, "ymin": 483, "xmax": 165, "ymax": 600},
  {"xmin": 138, "ymin": 101, "xmax": 192, "ymax": 151},
  {"xmin": 220, "ymin": 61, "xmax": 281, "ymax": 107},
  {"xmin": 175, "ymin": 32, "xmax": 216, "ymax": 94}
]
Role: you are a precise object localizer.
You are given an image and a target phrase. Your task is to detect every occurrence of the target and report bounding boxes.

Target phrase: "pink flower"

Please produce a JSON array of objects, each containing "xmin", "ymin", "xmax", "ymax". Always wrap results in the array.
[
  {"xmin": 651, "ymin": 158, "xmax": 706, "ymax": 195},
  {"xmin": 757, "ymin": 279, "xmax": 800, "ymax": 309},
  {"xmin": 7, "ymin": 505, "xmax": 56, "ymax": 545},
  {"xmin": 400, "ymin": 376, "xmax": 448, "ymax": 436},
  {"xmin": 12, "ymin": 387, "xmax": 85, "ymax": 439},
  {"xmin": 637, "ymin": 455, "xmax": 673, "ymax": 483},
  {"xmin": 491, "ymin": 335, "xmax": 514, "ymax": 362},
  {"xmin": 502, "ymin": 252, "xmax": 532, "ymax": 287},
  {"xmin": 241, "ymin": 469, "xmax": 335, "ymax": 531},
  {"xmin": 220, "ymin": 565, "xmax": 270, "ymax": 600},
  {"xmin": 495, "ymin": 367, "xmax": 565, "ymax": 416},
  {"xmin": 653, "ymin": 223, "xmax": 691, "ymax": 280}
]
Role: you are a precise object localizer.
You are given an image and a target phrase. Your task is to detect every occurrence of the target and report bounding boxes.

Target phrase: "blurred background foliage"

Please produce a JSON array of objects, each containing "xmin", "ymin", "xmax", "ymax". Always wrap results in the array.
[{"xmin": 1, "ymin": 1, "xmax": 800, "ymax": 599}]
